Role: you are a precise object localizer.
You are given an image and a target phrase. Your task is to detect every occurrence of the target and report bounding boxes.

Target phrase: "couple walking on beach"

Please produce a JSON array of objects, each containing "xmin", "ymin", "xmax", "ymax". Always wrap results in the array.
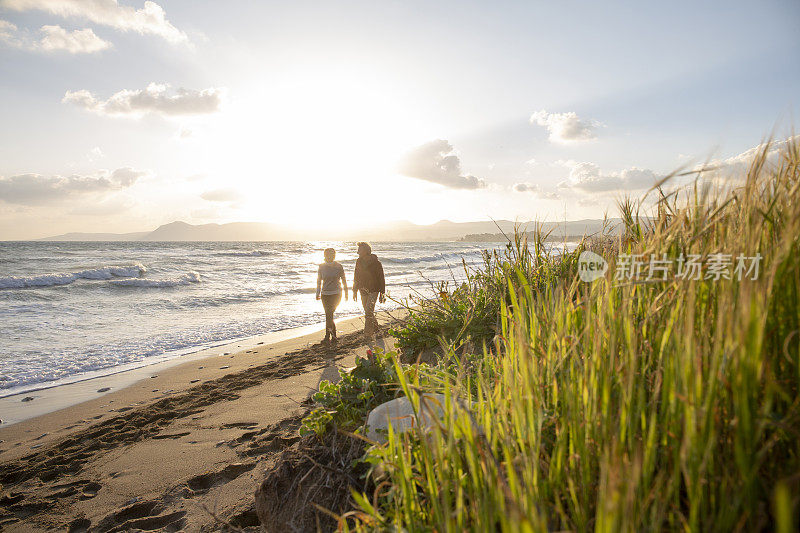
[{"xmin": 315, "ymin": 242, "xmax": 385, "ymax": 345}]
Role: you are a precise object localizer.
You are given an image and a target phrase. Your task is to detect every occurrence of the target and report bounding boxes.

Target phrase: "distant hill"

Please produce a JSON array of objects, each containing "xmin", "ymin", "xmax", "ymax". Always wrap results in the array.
[
  {"xmin": 40, "ymin": 218, "xmax": 622, "ymax": 242},
  {"xmin": 141, "ymin": 221, "xmax": 293, "ymax": 241},
  {"xmin": 40, "ymin": 231, "xmax": 150, "ymax": 241},
  {"xmin": 459, "ymin": 219, "xmax": 625, "ymax": 242}
]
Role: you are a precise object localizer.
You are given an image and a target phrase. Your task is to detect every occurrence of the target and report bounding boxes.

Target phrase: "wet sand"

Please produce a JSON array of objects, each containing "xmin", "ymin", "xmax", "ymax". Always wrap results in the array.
[{"xmin": 0, "ymin": 310, "xmax": 403, "ymax": 531}]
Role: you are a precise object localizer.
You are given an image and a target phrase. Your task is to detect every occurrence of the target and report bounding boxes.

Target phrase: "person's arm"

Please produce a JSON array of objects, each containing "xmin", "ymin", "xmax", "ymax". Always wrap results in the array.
[
  {"xmin": 340, "ymin": 264, "xmax": 348, "ymax": 300},
  {"xmin": 315, "ymin": 265, "xmax": 322, "ymax": 300},
  {"xmin": 377, "ymin": 260, "xmax": 386, "ymax": 303},
  {"xmin": 352, "ymin": 258, "xmax": 361, "ymax": 300}
]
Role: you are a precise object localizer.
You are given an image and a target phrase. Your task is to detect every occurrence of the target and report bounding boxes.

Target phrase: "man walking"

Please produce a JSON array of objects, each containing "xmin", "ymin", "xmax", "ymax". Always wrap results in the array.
[{"xmin": 352, "ymin": 242, "xmax": 385, "ymax": 338}]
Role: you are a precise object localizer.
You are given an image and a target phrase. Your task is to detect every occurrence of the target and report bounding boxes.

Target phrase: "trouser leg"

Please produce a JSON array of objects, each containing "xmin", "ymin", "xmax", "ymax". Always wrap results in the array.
[
  {"xmin": 321, "ymin": 294, "xmax": 341, "ymax": 339},
  {"xmin": 360, "ymin": 290, "xmax": 378, "ymax": 336},
  {"xmin": 325, "ymin": 306, "xmax": 334, "ymax": 337}
]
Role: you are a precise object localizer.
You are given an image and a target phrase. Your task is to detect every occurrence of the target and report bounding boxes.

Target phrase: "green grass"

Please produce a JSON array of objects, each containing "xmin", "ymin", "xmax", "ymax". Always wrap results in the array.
[{"xmin": 315, "ymin": 138, "xmax": 800, "ymax": 531}]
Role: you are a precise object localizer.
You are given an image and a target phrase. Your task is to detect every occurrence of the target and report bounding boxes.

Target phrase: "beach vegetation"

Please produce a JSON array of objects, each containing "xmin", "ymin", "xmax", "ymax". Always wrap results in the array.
[{"xmin": 307, "ymin": 138, "xmax": 800, "ymax": 531}]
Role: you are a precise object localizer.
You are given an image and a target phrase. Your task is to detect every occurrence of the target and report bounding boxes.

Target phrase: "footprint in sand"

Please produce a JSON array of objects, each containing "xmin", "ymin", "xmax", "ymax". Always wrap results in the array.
[
  {"xmin": 95, "ymin": 500, "xmax": 186, "ymax": 532},
  {"xmin": 67, "ymin": 517, "xmax": 91, "ymax": 533},
  {"xmin": 79, "ymin": 482, "xmax": 102, "ymax": 500},
  {"xmin": 185, "ymin": 462, "xmax": 256, "ymax": 495},
  {"xmin": 221, "ymin": 422, "xmax": 258, "ymax": 429},
  {"xmin": 152, "ymin": 431, "xmax": 190, "ymax": 440}
]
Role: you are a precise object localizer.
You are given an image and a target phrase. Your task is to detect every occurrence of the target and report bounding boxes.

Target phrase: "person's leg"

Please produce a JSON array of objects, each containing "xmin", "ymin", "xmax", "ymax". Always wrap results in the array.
[
  {"xmin": 369, "ymin": 292, "xmax": 380, "ymax": 332},
  {"xmin": 367, "ymin": 291, "xmax": 378, "ymax": 322},
  {"xmin": 329, "ymin": 293, "xmax": 341, "ymax": 341},
  {"xmin": 361, "ymin": 290, "xmax": 378, "ymax": 337},
  {"xmin": 321, "ymin": 295, "xmax": 336, "ymax": 341}
]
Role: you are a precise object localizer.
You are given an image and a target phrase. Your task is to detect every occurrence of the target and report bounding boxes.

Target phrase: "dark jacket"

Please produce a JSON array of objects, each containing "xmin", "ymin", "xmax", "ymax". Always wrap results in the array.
[{"xmin": 353, "ymin": 253, "xmax": 385, "ymax": 293}]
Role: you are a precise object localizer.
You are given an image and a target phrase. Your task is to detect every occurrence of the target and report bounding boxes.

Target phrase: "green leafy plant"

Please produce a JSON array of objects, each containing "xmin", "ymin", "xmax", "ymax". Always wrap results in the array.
[{"xmin": 301, "ymin": 350, "xmax": 406, "ymax": 437}]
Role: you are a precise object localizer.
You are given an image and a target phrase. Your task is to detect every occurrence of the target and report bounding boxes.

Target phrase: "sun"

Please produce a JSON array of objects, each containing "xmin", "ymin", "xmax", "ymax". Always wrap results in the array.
[{"xmin": 185, "ymin": 64, "xmax": 436, "ymax": 228}]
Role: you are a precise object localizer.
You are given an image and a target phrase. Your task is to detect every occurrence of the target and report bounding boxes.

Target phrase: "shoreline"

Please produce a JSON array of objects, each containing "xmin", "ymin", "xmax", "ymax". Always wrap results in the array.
[
  {"xmin": 0, "ymin": 310, "xmax": 404, "ymax": 427},
  {"xmin": 0, "ymin": 310, "xmax": 404, "ymax": 531}
]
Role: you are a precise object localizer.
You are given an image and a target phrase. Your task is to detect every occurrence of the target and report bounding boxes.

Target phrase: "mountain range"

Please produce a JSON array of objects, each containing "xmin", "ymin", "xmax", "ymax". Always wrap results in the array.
[{"xmin": 39, "ymin": 219, "xmax": 624, "ymax": 242}]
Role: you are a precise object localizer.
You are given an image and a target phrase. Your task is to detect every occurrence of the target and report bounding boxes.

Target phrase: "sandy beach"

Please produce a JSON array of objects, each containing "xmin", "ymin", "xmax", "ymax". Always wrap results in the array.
[{"xmin": 0, "ymin": 310, "xmax": 403, "ymax": 531}]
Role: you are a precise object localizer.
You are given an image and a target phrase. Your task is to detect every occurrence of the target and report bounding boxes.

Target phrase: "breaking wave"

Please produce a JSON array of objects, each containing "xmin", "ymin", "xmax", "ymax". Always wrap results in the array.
[
  {"xmin": 109, "ymin": 271, "xmax": 201, "ymax": 288},
  {"xmin": 0, "ymin": 264, "xmax": 147, "ymax": 290},
  {"xmin": 217, "ymin": 250, "xmax": 269, "ymax": 257}
]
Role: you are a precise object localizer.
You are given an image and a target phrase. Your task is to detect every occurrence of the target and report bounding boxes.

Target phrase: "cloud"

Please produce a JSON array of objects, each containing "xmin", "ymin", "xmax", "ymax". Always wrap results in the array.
[
  {"xmin": 200, "ymin": 188, "xmax": 241, "ymax": 202},
  {"xmin": 38, "ymin": 24, "xmax": 111, "ymax": 53},
  {"xmin": 63, "ymin": 83, "xmax": 224, "ymax": 118},
  {"xmin": 0, "ymin": 167, "xmax": 147, "ymax": 205},
  {"xmin": 513, "ymin": 182, "xmax": 560, "ymax": 199},
  {"xmin": 557, "ymin": 136, "xmax": 799, "ymax": 197},
  {"xmin": 513, "ymin": 182, "xmax": 538, "ymax": 193},
  {"xmin": 530, "ymin": 110, "xmax": 600, "ymax": 143},
  {"xmin": 2, "ymin": 0, "xmax": 187, "ymax": 43},
  {"xmin": 69, "ymin": 196, "xmax": 135, "ymax": 215},
  {"xmin": 0, "ymin": 19, "xmax": 111, "ymax": 53},
  {"xmin": 0, "ymin": 19, "xmax": 20, "ymax": 46},
  {"xmin": 560, "ymin": 161, "xmax": 660, "ymax": 193},
  {"xmin": 86, "ymin": 146, "xmax": 104, "ymax": 161},
  {"xmin": 697, "ymin": 135, "xmax": 800, "ymax": 180},
  {"xmin": 398, "ymin": 139, "xmax": 486, "ymax": 189}
]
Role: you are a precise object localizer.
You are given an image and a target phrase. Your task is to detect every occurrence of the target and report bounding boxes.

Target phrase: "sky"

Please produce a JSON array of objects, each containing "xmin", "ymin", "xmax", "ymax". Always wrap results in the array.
[{"xmin": 0, "ymin": 0, "xmax": 799, "ymax": 240}]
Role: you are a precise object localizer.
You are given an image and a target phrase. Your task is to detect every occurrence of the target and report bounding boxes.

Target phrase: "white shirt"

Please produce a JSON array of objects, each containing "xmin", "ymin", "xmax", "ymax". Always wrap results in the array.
[{"xmin": 316, "ymin": 261, "xmax": 346, "ymax": 296}]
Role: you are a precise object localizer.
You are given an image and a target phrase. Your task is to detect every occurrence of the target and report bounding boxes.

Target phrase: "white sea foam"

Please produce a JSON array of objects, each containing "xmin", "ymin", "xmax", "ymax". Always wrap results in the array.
[
  {"xmin": 289, "ymin": 287, "xmax": 317, "ymax": 294},
  {"xmin": 382, "ymin": 251, "xmax": 484, "ymax": 264},
  {"xmin": 218, "ymin": 250, "xmax": 268, "ymax": 257},
  {"xmin": 0, "ymin": 264, "xmax": 146, "ymax": 289},
  {"xmin": 109, "ymin": 271, "xmax": 200, "ymax": 288}
]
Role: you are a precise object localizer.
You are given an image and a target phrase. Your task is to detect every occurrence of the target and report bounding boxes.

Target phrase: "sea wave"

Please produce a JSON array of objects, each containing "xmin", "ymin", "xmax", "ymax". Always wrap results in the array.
[
  {"xmin": 0, "ymin": 264, "xmax": 147, "ymax": 290},
  {"xmin": 217, "ymin": 250, "xmax": 269, "ymax": 257},
  {"xmin": 288, "ymin": 287, "xmax": 317, "ymax": 294},
  {"xmin": 109, "ymin": 271, "xmax": 201, "ymax": 288},
  {"xmin": 381, "ymin": 251, "xmax": 484, "ymax": 265}
]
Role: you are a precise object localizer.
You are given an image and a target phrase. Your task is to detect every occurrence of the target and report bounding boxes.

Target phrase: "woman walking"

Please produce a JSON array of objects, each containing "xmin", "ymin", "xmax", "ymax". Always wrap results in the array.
[{"xmin": 316, "ymin": 247, "xmax": 348, "ymax": 345}]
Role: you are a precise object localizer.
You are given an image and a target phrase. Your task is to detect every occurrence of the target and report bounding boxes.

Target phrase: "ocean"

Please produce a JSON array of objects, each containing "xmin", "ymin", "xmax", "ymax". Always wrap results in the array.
[{"xmin": 0, "ymin": 241, "xmax": 504, "ymax": 396}]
